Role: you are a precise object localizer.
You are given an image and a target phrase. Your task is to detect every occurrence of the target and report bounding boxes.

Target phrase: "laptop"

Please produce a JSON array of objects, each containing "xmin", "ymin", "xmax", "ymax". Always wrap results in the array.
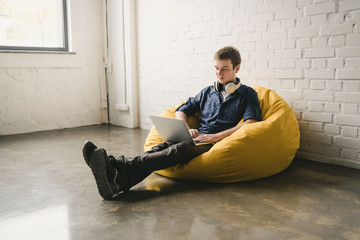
[{"xmin": 150, "ymin": 116, "xmax": 212, "ymax": 146}]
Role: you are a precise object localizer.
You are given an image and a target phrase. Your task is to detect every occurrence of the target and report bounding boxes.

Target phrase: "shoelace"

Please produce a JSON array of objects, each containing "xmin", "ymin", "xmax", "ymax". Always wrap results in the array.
[
  {"xmin": 108, "ymin": 155, "xmax": 130, "ymax": 192},
  {"xmin": 111, "ymin": 168, "xmax": 120, "ymax": 192}
]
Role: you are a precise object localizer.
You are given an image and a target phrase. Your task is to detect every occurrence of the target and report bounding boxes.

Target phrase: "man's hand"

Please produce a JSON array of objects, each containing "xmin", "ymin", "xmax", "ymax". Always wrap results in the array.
[
  {"xmin": 193, "ymin": 119, "xmax": 258, "ymax": 143},
  {"xmin": 189, "ymin": 129, "xmax": 199, "ymax": 138},
  {"xmin": 175, "ymin": 111, "xmax": 200, "ymax": 138},
  {"xmin": 194, "ymin": 133, "xmax": 222, "ymax": 143}
]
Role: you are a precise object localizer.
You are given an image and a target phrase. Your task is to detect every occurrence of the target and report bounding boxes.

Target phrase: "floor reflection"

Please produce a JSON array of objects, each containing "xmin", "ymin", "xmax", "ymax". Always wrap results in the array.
[
  {"xmin": 0, "ymin": 205, "xmax": 69, "ymax": 240},
  {"xmin": 1, "ymin": 125, "xmax": 360, "ymax": 239}
]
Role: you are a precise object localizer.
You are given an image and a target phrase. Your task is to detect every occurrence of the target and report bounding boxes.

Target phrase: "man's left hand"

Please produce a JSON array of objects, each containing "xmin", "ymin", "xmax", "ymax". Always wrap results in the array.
[{"xmin": 193, "ymin": 133, "xmax": 222, "ymax": 143}]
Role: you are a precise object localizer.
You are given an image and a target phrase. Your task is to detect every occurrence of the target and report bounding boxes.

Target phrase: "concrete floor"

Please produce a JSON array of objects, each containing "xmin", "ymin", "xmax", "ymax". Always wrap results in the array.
[{"xmin": 0, "ymin": 125, "xmax": 360, "ymax": 240}]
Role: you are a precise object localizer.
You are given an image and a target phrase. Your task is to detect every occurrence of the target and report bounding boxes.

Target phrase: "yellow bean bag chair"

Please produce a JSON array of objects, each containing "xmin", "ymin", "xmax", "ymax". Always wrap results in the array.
[{"xmin": 144, "ymin": 86, "xmax": 300, "ymax": 183}]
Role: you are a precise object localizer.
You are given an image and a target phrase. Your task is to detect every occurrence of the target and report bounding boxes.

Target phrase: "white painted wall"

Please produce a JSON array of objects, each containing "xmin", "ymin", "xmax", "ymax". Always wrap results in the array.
[
  {"xmin": 0, "ymin": 0, "xmax": 107, "ymax": 135},
  {"xmin": 106, "ymin": 0, "xmax": 139, "ymax": 128},
  {"xmin": 136, "ymin": 0, "xmax": 360, "ymax": 168}
]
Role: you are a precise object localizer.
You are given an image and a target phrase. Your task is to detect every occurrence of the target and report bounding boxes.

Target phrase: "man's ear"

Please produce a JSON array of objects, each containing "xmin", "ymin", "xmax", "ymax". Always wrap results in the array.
[{"xmin": 235, "ymin": 64, "xmax": 240, "ymax": 73}]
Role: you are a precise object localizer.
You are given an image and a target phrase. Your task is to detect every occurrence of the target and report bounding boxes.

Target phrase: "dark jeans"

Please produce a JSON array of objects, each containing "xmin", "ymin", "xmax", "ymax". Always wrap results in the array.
[
  {"xmin": 140, "ymin": 141, "xmax": 214, "ymax": 171},
  {"xmin": 114, "ymin": 141, "xmax": 213, "ymax": 189}
]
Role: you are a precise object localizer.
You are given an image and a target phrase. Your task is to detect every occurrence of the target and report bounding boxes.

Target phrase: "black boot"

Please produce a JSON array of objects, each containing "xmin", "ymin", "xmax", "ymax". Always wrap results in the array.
[{"xmin": 89, "ymin": 148, "xmax": 128, "ymax": 200}]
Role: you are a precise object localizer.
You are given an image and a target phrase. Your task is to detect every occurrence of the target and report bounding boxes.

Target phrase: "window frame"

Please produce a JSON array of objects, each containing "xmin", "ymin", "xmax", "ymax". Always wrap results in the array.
[{"xmin": 0, "ymin": 0, "xmax": 69, "ymax": 52}]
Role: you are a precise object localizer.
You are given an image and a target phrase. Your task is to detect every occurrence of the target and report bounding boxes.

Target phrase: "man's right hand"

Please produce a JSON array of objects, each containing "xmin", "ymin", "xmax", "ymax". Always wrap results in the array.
[{"xmin": 189, "ymin": 129, "xmax": 199, "ymax": 138}]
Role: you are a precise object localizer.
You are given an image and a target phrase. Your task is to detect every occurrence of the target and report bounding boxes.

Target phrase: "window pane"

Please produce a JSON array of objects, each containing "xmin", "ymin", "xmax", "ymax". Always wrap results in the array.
[{"xmin": 0, "ymin": 0, "xmax": 67, "ymax": 49}]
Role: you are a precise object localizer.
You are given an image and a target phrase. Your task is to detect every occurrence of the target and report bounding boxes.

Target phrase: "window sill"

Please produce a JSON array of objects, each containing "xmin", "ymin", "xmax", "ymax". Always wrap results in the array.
[{"xmin": 0, "ymin": 50, "xmax": 76, "ymax": 55}]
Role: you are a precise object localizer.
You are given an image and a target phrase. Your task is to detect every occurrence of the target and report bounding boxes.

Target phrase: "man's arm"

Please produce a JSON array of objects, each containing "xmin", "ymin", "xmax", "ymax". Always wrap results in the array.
[
  {"xmin": 175, "ymin": 111, "xmax": 199, "ymax": 138},
  {"xmin": 194, "ymin": 119, "xmax": 258, "ymax": 143}
]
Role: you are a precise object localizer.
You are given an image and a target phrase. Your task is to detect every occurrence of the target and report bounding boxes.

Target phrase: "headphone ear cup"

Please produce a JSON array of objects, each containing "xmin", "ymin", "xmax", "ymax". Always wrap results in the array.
[
  {"xmin": 224, "ymin": 82, "xmax": 236, "ymax": 94},
  {"xmin": 214, "ymin": 81, "xmax": 221, "ymax": 92}
]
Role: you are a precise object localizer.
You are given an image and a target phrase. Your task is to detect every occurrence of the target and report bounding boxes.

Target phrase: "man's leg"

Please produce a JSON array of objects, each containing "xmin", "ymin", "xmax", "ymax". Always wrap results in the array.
[
  {"xmin": 107, "ymin": 141, "xmax": 213, "ymax": 192},
  {"xmin": 88, "ymin": 148, "xmax": 121, "ymax": 200},
  {"xmin": 132, "ymin": 141, "xmax": 213, "ymax": 171},
  {"xmin": 83, "ymin": 141, "xmax": 180, "ymax": 195},
  {"xmin": 83, "ymin": 141, "xmax": 212, "ymax": 199}
]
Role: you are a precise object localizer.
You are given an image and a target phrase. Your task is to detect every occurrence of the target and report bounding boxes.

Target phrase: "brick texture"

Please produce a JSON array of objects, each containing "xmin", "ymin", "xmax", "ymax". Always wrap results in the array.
[{"xmin": 136, "ymin": 0, "xmax": 360, "ymax": 168}]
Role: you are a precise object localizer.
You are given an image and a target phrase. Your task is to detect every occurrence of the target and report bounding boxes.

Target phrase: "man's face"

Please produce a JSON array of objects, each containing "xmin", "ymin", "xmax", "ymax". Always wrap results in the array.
[{"xmin": 214, "ymin": 59, "xmax": 240, "ymax": 85}]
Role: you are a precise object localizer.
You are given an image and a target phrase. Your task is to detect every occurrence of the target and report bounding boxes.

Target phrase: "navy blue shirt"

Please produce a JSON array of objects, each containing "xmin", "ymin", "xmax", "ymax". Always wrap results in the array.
[{"xmin": 176, "ymin": 84, "xmax": 262, "ymax": 134}]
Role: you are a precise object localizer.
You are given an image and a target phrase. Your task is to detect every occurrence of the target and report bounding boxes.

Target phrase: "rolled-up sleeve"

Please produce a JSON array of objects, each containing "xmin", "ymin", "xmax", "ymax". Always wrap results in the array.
[
  {"xmin": 243, "ymin": 90, "xmax": 262, "ymax": 122},
  {"xmin": 176, "ymin": 91, "xmax": 203, "ymax": 117}
]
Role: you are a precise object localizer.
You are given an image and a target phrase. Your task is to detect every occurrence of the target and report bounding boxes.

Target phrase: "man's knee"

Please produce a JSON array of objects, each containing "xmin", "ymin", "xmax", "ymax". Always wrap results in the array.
[
  {"xmin": 173, "ymin": 141, "xmax": 195, "ymax": 152},
  {"xmin": 151, "ymin": 141, "xmax": 175, "ymax": 152},
  {"xmin": 172, "ymin": 142, "xmax": 209, "ymax": 164}
]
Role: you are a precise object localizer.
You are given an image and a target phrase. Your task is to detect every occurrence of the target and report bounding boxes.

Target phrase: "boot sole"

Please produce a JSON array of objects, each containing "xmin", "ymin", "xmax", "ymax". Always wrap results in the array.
[{"xmin": 90, "ymin": 148, "xmax": 116, "ymax": 200}]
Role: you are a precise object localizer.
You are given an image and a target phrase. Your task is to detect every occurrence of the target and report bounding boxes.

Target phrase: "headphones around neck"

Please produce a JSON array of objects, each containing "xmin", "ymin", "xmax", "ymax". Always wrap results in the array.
[{"xmin": 214, "ymin": 78, "xmax": 241, "ymax": 94}]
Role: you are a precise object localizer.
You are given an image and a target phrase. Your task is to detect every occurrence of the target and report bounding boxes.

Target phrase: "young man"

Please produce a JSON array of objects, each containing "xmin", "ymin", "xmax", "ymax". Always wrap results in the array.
[{"xmin": 83, "ymin": 46, "xmax": 262, "ymax": 200}]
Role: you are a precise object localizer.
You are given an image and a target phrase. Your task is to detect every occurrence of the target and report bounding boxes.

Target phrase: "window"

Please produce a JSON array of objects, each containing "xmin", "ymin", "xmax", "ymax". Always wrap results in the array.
[{"xmin": 0, "ymin": 0, "xmax": 68, "ymax": 51}]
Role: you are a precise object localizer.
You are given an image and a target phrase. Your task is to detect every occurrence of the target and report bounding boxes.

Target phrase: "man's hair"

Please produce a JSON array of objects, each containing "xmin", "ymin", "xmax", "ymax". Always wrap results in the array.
[{"xmin": 214, "ymin": 46, "xmax": 241, "ymax": 69}]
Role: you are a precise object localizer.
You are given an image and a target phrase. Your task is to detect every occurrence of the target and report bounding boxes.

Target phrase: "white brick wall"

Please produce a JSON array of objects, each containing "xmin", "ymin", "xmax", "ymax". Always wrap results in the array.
[{"xmin": 136, "ymin": 0, "xmax": 360, "ymax": 169}]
